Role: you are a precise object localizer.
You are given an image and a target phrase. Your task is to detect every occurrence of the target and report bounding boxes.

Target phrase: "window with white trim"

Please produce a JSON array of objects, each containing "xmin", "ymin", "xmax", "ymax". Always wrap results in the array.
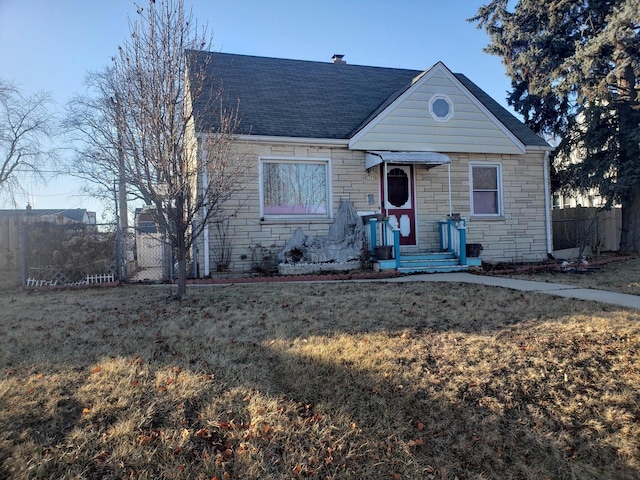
[
  {"xmin": 470, "ymin": 163, "xmax": 503, "ymax": 216},
  {"xmin": 428, "ymin": 94, "xmax": 454, "ymax": 122},
  {"xmin": 260, "ymin": 157, "xmax": 331, "ymax": 218}
]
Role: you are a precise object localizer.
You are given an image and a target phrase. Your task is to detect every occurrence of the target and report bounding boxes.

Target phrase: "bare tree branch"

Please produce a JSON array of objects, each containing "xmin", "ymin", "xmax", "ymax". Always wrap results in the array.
[
  {"xmin": 0, "ymin": 79, "xmax": 56, "ymax": 202},
  {"xmin": 64, "ymin": 0, "xmax": 251, "ymax": 298}
]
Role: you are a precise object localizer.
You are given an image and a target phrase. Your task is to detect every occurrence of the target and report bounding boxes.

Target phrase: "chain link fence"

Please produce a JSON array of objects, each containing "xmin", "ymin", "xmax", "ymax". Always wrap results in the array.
[
  {"xmin": 129, "ymin": 225, "xmax": 172, "ymax": 282},
  {"xmin": 20, "ymin": 222, "xmax": 122, "ymax": 286},
  {"xmin": 4, "ymin": 220, "xmax": 198, "ymax": 287}
]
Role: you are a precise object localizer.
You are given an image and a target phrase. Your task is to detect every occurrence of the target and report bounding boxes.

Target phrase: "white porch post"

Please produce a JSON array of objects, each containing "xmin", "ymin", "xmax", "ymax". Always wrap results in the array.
[
  {"xmin": 201, "ymin": 142, "xmax": 210, "ymax": 277},
  {"xmin": 447, "ymin": 162, "xmax": 452, "ymax": 216},
  {"xmin": 543, "ymin": 150, "xmax": 553, "ymax": 254}
]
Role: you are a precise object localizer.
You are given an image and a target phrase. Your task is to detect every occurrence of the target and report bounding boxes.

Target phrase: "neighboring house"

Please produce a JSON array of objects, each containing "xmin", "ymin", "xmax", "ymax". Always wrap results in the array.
[
  {"xmin": 0, "ymin": 206, "xmax": 96, "ymax": 271},
  {"xmin": 553, "ymin": 141, "xmax": 607, "ymax": 210},
  {"xmin": 553, "ymin": 191, "xmax": 606, "ymax": 210},
  {"xmin": 187, "ymin": 51, "xmax": 554, "ymax": 274}
]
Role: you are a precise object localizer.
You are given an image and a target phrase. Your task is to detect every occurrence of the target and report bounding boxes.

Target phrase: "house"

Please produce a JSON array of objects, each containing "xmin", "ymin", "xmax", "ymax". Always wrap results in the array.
[
  {"xmin": 187, "ymin": 51, "xmax": 554, "ymax": 274},
  {"xmin": 0, "ymin": 206, "xmax": 96, "ymax": 271}
]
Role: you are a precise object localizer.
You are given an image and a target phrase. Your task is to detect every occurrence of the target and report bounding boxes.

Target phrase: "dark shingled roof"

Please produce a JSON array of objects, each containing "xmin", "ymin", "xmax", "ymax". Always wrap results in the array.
[
  {"xmin": 188, "ymin": 51, "xmax": 549, "ymax": 148},
  {"xmin": 0, "ymin": 208, "xmax": 90, "ymax": 222}
]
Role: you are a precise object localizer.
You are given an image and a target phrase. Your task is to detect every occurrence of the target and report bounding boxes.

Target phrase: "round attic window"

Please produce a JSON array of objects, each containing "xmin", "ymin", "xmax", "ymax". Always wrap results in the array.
[{"xmin": 429, "ymin": 94, "xmax": 453, "ymax": 122}]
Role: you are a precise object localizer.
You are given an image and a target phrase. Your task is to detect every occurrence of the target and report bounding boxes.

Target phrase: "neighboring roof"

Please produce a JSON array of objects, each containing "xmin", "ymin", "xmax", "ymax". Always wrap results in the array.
[
  {"xmin": 187, "ymin": 50, "xmax": 549, "ymax": 148},
  {"xmin": 0, "ymin": 208, "xmax": 90, "ymax": 223}
]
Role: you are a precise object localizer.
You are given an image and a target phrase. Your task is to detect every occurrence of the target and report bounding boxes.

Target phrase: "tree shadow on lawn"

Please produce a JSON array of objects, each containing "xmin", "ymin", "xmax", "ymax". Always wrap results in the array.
[
  {"xmin": 216, "ymin": 338, "xmax": 638, "ymax": 479},
  {"xmin": 1, "ymin": 282, "xmax": 639, "ymax": 478}
]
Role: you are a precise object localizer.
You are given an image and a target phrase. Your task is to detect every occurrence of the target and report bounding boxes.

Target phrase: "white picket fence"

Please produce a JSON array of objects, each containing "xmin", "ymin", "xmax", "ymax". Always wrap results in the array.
[{"xmin": 25, "ymin": 273, "xmax": 115, "ymax": 287}]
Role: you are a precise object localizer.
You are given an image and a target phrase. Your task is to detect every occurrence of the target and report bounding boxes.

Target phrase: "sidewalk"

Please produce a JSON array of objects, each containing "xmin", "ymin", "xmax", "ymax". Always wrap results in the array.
[{"xmin": 380, "ymin": 273, "xmax": 640, "ymax": 310}]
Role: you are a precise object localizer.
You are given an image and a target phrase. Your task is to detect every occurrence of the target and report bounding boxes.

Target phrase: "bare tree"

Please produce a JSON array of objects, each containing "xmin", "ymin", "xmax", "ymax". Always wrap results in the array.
[
  {"xmin": 65, "ymin": 0, "xmax": 248, "ymax": 299},
  {"xmin": 0, "ymin": 80, "xmax": 55, "ymax": 202}
]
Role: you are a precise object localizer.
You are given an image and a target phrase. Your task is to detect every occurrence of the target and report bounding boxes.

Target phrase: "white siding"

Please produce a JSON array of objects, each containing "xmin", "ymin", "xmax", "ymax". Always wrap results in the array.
[{"xmin": 350, "ymin": 66, "xmax": 524, "ymax": 155}]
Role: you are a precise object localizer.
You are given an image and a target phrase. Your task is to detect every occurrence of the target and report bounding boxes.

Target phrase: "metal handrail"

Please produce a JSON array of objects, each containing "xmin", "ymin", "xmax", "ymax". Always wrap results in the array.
[
  {"xmin": 438, "ymin": 218, "xmax": 467, "ymax": 266},
  {"xmin": 368, "ymin": 218, "xmax": 401, "ymax": 268}
]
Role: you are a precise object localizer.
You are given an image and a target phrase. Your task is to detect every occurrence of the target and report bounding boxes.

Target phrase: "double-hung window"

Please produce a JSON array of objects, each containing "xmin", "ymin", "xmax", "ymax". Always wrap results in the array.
[
  {"xmin": 260, "ymin": 157, "xmax": 331, "ymax": 218},
  {"xmin": 470, "ymin": 163, "xmax": 503, "ymax": 216}
]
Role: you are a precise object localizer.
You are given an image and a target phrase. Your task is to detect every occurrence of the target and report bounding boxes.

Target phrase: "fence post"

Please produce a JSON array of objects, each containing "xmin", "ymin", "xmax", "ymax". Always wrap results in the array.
[
  {"xmin": 115, "ymin": 221, "xmax": 122, "ymax": 281},
  {"xmin": 19, "ymin": 225, "xmax": 27, "ymax": 286}
]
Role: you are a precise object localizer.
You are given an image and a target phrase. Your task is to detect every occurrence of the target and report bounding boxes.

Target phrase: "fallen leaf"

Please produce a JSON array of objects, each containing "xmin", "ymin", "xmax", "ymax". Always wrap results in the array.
[{"xmin": 92, "ymin": 365, "xmax": 101, "ymax": 374}]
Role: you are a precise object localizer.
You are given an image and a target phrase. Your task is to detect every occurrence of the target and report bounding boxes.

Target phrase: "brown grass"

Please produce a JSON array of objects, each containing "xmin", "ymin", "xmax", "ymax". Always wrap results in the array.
[
  {"xmin": 1, "ymin": 281, "xmax": 639, "ymax": 479},
  {"xmin": 505, "ymin": 256, "xmax": 640, "ymax": 295}
]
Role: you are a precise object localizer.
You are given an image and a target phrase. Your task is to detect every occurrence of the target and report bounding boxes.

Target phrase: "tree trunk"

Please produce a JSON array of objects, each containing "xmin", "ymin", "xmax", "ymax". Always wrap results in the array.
[
  {"xmin": 617, "ymin": 64, "xmax": 640, "ymax": 254},
  {"xmin": 175, "ymin": 254, "xmax": 188, "ymax": 300},
  {"xmin": 174, "ymin": 221, "xmax": 188, "ymax": 300},
  {"xmin": 620, "ymin": 193, "xmax": 640, "ymax": 254}
]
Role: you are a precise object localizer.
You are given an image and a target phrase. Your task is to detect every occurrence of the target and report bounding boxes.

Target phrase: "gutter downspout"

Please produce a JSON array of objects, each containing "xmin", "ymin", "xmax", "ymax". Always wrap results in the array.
[
  {"xmin": 201, "ymin": 143, "xmax": 210, "ymax": 277},
  {"xmin": 543, "ymin": 151, "xmax": 553, "ymax": 255}
]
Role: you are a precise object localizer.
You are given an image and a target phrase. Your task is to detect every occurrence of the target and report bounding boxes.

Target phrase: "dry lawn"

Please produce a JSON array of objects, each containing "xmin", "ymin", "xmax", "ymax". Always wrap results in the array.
[
  {"xmin": 505, "ymin": 256, "xmax": 640, "ymax": 295},
  {"xmin": 1, "ymin": 280, "xmax": 639, "ymax": 479}
]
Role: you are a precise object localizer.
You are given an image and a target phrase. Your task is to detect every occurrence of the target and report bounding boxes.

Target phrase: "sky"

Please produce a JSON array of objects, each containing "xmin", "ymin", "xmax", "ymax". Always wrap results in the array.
[{"xmin": 0, "ymin": 0, "xmax": 515, "ymax": 222}]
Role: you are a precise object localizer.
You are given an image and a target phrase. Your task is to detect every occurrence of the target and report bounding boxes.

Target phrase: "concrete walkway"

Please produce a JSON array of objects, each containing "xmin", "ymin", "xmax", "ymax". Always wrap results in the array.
[{"xmin": 380, "ymin": 272, "xmax": 640, "ymax": 310}]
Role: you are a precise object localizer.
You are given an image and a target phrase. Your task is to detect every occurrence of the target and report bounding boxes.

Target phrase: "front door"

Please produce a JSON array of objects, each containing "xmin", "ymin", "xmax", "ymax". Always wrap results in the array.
[{"xmin": 381, "ymin": 164, "xmax": 417, "ymax": 246}]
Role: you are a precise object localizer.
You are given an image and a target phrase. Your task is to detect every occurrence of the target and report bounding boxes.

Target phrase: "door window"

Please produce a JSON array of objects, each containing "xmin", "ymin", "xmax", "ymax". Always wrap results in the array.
[{"xmin": 387, "ymin": 168, "xmax": 409, "ymax": 208}]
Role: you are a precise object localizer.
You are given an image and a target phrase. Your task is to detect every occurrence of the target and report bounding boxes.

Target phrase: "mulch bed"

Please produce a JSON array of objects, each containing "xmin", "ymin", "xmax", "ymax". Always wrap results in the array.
[
  {"xmin": 186, "ymin": 270, "xmax": 403, "ymax": 285},
  {"xmin": 476, "ymin": 254, "xmax": 636, "ymax": 276}
]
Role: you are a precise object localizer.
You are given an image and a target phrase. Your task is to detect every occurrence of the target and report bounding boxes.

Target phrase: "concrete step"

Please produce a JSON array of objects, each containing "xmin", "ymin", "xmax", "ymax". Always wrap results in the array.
[
  {"xmin": 377, "ymin": 251, "xmax": 467, "ymax": 273},
  {"xmin": 399, "ymin": 258, "xmax": 460, "ymax": 267},
  {"xmin": 398, "ymin": 252, "xmax": 457, "ymax": 261},
  {"xmin": 398, "ymin": 264, "xmax": 469, "ymax": 274}
]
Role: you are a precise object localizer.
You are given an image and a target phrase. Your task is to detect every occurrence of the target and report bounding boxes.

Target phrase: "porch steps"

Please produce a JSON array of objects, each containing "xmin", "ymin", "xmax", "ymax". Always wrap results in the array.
[
  {"xmin": 399, "ymin": 252, "xmax": 464, "ymax": 273},
  {"xmin": 376, "ymin": 252, "xmax": 479, "ymax": 274}
]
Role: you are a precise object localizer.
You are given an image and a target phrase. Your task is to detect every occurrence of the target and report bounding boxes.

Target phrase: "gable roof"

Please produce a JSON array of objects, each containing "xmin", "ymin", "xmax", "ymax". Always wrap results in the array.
[
  {"xmin": 187, "ymin": 51, "xmax": 550, "ymax": 149},
  {"xmin": 0, "ymin": 208, "xmax": 91, "ymax": 223}
]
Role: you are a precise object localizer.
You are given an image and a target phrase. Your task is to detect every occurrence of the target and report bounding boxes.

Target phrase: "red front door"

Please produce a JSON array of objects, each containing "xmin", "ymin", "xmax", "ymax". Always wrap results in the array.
[{"xmin": 381, "ymin": 164, "xmax": 417, "ymax": 246}]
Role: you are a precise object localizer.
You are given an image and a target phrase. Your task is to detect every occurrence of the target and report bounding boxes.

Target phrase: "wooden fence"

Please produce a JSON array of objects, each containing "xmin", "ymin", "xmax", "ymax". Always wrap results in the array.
[{"xmin": 552, "ymin": 207, "xmax": 621, "ymax": 252}]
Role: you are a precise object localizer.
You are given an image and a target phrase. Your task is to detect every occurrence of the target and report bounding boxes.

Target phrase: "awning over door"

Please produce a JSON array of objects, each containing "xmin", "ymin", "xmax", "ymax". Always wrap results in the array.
[{"xmin": 365, "ymin": 151, "xmax": 451, "ymax": 169}]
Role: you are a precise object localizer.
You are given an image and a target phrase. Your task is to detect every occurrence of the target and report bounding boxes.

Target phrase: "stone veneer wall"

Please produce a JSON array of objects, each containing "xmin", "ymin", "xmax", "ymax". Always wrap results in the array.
[{"xmin": 197, "ymin": 140, "xmax": 549, "ymax": 275}]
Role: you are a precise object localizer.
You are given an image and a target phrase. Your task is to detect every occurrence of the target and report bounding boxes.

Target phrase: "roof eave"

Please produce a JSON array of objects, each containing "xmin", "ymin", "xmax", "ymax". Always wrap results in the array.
[{"xmin": 197, "ymin": 132, "xmax": 350, "ymax": 147}]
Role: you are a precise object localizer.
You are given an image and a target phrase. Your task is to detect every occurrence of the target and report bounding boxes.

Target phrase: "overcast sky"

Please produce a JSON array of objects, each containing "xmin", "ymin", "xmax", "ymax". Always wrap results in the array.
[{"xmin": 0, "ymin": 0, "xmax": 513, "ymax": 220}]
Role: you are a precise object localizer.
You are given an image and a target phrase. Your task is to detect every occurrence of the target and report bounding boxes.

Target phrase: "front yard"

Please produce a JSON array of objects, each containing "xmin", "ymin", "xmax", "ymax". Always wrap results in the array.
[
  {"xmin": 503, "ymin": 255, "xmax": 640, "ymax": 295},
  {"xmin": 1, "ymin": 278, "xmax": 639, "ymax": 479}
]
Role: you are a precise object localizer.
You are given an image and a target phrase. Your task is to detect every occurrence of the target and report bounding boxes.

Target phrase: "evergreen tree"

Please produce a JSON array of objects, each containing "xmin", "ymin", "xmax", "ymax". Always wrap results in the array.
[{"xmin": 471, "ymin": 0, "xmax": 640, "ymax": 252}]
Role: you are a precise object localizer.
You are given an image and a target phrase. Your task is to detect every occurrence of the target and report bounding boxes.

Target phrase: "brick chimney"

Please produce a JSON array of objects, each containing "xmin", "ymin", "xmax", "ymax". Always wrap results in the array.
[{"xmin": 332, "ymin": 54, "xmax": 346, "ymax": 64}]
